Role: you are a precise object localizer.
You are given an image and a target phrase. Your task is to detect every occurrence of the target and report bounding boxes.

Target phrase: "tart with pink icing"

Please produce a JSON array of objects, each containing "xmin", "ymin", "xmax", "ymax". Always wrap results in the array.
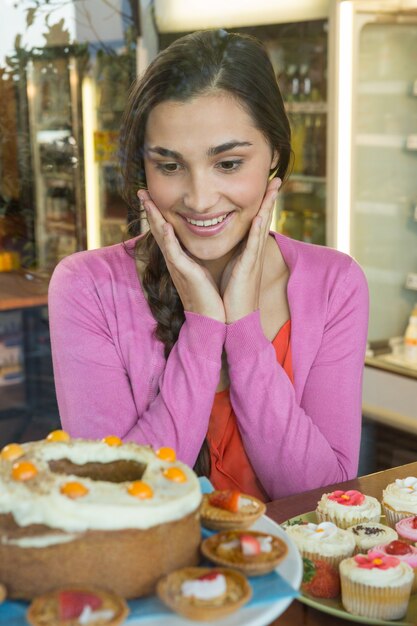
[
  {"xmin": 372, "ymin": 540, "xmax": 417, "ymax": 593},
  {"xmin": 382, "ymin": 477, "xmax": 417, "ymax": 527},
  {"xmin": 156, "ymin": 567, "xmax": 251, "ymax": 621},
  {"xmin": 340, "ymin": 551, "xmax": 413, "ymax": 620},
  {"xmin": 200, "ymin": 490, "xmax": 266, "ymax": 531},
  {"xmin": 201, "ymin": 529, "xmax": 288, "ymax": 576},
  {"xmin": 316, "ymin": 489, "xmax": 381, "ymax": 529},
  {"xmin": 284, "ymin": 521, "xmax": 355, "ymax": 568},
  {"xmin": 396, "ymin": 515, "xmax": 417, "ymax": 544}
]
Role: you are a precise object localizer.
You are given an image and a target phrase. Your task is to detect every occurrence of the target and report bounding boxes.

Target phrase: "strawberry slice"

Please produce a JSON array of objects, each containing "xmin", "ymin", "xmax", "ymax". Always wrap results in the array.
[
  {"xmin": 412, "ymin": 516, "xmax": 417, "ymax": 530},
  {"xmin": 58, "ymin": 590, "xmax": 102, "ymax": 620},
  {"xmin": 240, "ymin": 534, "xmax": 261, "ymax": 556},
  {"xmin": 384, "ymin": 540, "xmax": 412, "ymax": 556},
  {"xmin": 208, "ymin": 490, "xmax": 240, "ymax": 513},
  {"xmin": 197, "ymin": 571, "xmax": 221, "ymax": 581}
]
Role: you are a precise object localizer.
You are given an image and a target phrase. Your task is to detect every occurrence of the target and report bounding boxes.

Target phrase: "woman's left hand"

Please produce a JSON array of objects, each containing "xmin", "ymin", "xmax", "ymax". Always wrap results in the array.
[{"xmin": 221, "ymin": 177, "xmax": 281, "ymax": 323}]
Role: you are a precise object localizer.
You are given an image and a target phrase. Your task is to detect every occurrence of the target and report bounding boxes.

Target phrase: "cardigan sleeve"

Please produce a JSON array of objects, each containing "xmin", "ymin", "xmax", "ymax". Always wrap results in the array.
[
  {"xmin": 48, "ymin": 258, "xmax": 225, "ymax": 465},
  {"xmin": 224, "ymin": 258, "xmax": 369, "ymax": 501}
]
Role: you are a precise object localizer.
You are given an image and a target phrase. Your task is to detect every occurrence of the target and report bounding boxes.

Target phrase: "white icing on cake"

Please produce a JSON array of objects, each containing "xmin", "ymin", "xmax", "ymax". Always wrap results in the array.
[
  {"xmin": 316, "ymin": 493, "xmax": 381, "ymax": 523},
  {"xmin": 181, "ymin": 574, "xmax": 227, "ymax": 600},
  {"xmin": 285, "ymin": 522, "xmax": 355, "ymax": 556},
  {"xmin": 340, "ymin": 557, "xmax": 414, "ymax": 587},
  {"xmin": 383, "ymin": 477, "xmax": 417, "ymax": 513},
  {"xmin": 347, "ymin": 522, "xmax": 398, "ymax": 551},
  {"xmin": 0, "ymin": 439, "xmax": 202, "ymax": 534}
]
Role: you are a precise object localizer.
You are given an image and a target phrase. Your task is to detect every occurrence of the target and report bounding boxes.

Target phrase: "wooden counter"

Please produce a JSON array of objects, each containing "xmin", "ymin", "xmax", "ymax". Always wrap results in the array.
[
  {"xmin": 0, "ymin": 270, "xmax": 49, "ymax": 311},
  {"xmin": 265, "ymin": 461, "xmax": 417, "ymax": 625}
]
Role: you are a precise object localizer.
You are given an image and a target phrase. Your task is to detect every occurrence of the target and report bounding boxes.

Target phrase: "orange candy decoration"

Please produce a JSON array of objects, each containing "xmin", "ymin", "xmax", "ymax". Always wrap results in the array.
[
  {"xmin": 102, "ymin": 435, "xmax": 122, "ymax": 447},
  {"xmin": 127, "ymin": 481, "xmax": 154, "ymax": 499},
  {"xmin": 163, "ymin": 467, "xmax": 187, "ymax": 483},
  {"xmin": 12, "ymin": 461, "xmax": 38, "ymax": 481},
  {"xmin": 156, "ymin": 447, "xmax": 176, "ymax": 462},
  {"xmin": 46, "ymin": 430, "xmax": 70, "ymax": 443},
  {"xmin": 1, "ymin": 443, "xmax": 24, "ymax": 461},
  {"xmin": 60, "ymin": 481, "xmax": 89, "ymax": 499}
]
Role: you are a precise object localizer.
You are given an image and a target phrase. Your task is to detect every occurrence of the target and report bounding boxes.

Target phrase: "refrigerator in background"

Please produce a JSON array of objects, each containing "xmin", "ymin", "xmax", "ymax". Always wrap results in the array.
[{"xmin": 328, "ymin": 0, "xmax": 417, "ymax": 430}]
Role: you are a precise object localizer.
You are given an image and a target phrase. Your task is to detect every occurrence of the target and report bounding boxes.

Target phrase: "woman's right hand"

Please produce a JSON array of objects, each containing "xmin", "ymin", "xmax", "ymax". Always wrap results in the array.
[{"xmin": 138, "ymin": 191, "xmax": 226, "ymax": 323}]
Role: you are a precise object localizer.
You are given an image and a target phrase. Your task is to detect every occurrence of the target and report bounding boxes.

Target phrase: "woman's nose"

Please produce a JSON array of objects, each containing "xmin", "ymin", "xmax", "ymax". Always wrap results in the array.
[{"xmin": 182, "ymin": 171, "xmax": 218, "ymax": 213}]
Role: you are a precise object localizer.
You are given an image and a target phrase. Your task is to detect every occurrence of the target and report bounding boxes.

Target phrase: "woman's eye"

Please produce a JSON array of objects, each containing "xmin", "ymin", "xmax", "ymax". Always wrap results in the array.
[
  {"xmin": 156, "ymin": 162, "xmax": 181, "ymax": 174},
  {"xmin": 217, "ymin": 160, "xmax": 243, "ymax": 172}
]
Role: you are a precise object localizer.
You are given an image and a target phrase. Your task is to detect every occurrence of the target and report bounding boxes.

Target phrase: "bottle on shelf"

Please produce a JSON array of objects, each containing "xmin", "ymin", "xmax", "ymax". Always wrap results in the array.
[{"xmin": 404, "ymin": 306, "xmax": 417, "ymax": 364}]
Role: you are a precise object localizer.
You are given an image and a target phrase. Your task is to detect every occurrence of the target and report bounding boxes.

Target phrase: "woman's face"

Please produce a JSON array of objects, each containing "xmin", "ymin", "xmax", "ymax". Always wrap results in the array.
[{"xmin": 143, "ymin": 91, "xmax": 278, "ymax": 266}]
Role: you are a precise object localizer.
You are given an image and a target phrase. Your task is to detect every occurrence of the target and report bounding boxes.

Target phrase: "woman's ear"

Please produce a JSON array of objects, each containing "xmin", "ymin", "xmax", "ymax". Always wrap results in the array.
[{"xmin": 271, "ymin": 149, "xmax": 279, "ymax": 171}]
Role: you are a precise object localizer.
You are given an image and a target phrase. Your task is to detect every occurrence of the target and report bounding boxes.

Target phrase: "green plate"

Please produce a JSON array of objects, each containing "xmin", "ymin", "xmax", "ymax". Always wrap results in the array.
[{"xmin": 284, "ymin": 511, "xmax": 417, "ymax": 626}]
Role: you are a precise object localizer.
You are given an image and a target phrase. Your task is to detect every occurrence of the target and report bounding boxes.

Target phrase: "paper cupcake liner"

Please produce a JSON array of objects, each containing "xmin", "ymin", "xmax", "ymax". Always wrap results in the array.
[
  {"xmin": 340, "ymin": 575, "xmax": 411, "ymax": 621},
  {"xmin": 382, "ymin": 503, "xmax": 415, "ymax": 528},
  {"xmin": 302, "ymin": 548, "xmax": 353, "ymax": 570},
  {"xmin": 316, "ymin": 510, "xmax": 380, "ymax": 530}
]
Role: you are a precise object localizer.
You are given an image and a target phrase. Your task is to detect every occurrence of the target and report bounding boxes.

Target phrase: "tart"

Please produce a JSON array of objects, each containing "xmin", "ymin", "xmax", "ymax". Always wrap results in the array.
[
  {"xmin": 26, "ymin": 586, "xmax": 129, "ymax": 626},
  {"xmin": 200, "ymin": 490, "xmax": 266, "ymax": 531},
  {"xmin": 201, "ymin": 530, "xmax": 288, "ymax": 576},
  {"xmin": 156, "ymin": 566, "xmax": 251, "ymax": 621}
]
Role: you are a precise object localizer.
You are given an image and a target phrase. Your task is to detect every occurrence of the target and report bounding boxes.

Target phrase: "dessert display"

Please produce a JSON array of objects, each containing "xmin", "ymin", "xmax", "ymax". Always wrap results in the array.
[
  {"xmin": 301, "ymin": 558, "xmax": 340, "ymax": 599},
  {"xmin": 26, "ymin": 586, "xmax": 129, "ymax": 626},
  {"xmin": 372, "ymin": 540, "xmax": 417, "ymax": 593},
  {"xmin": 156, "ymin": 566, "xmax": 252, "ymax": 621},
  {"xmin": 339, "ymin": 551, "xmax": 414, "ymax": 620},
  {"xmin": 0, "ymin": 434, "xmax": 202, "ymax": 599},
  {"xmin": 201, "ymin": 529, "xmax": 288, "ymax": 576},
  {"xmin": 396, "ymin": 515, "xmax": 417, "ymax": 544},
  {"xmin": 315, "ymin": 489, "xmax": 381, "ymax": 529},
  {"xmin": 347, "ymin": 521, "xmax": 398, "ymax": 554},
  {"xmin": 382, "ymin": 476, "xmax": 417, "ymax": 527},
  {"xmin": 284, "ymin": 520, "xmax": 355, "ymax": 568},
  {"xmin": 200, "ymin": 489, "xmax": 266, "ymax": 531}
]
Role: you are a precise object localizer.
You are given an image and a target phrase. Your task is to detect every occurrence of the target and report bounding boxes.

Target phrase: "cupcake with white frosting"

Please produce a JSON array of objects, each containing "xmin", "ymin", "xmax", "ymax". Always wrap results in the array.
[
  {"xmin": 382, "ymin": 477, "xmax": 417, "ymax": 527},
  {"xmin": 347, "ymin": 522, "xmax": 398, "ymax": 554},
  {"xmin": 372, "ymin": 540, "xmax": 417, "ymax": 593},
  {"xmin": 340, "ymin": 551, "xmax": 413, "ymax": 620},
  {"xmin": 284, "ymin": 521, "xmax": 355, "ymax": 568},
  {"xmin": 316, "ymin": 490, "xmax": 381, "ymax": 529}
]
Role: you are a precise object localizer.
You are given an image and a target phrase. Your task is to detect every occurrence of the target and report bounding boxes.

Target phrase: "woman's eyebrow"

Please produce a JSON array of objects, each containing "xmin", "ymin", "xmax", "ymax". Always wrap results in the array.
[{"xmin": 146, "ymin": 141, "xmax": 253, "ymax": 160}]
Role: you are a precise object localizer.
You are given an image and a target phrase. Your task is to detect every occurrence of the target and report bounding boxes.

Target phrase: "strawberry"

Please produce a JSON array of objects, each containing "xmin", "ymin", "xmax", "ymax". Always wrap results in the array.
[
  {"xmin": 302, "ymin": 558, "xmax": 340, "ymax": 599},
  {"xmin": 197, "ymin": 571, "xmax": 221, "ymax": 581},
  {"xmin": 384, "ymin": 540, "xmax": 412, "ymax": 556},
  {"xmin": 412, "ymin": 517, "xmax": 417, "ymax": 530},
  {"xmin": 208, "ymin": 490, "xmax": 240, "ymax": 513},
  {"xmin": 58, "ymin": 590, "xmax": 102, "ymax": 620},
  {"xmin": 240, "ymin": 534, "xmax": 261, "ymax": 556}
]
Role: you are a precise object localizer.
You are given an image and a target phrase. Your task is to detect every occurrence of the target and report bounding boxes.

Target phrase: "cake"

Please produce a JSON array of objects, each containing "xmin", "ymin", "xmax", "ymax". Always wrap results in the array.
[
  {"xmin": 347, "ymin": 522, "xmax": 398, "ymax": 554},
  {"xmin": 201, "ymin": 529, "xmax": 288, "ymax": 576},
  {"xmin": 0, "ymin": 433, "xmax": 202, "ymax": 599},
  {"xmin": 200, "ymin": 490, "xmax": 266, "ymax": 531},
  {"xmin": 339, "ymin": 551, "xmax": 413, "ymax": 620},
  {"xmin": 372, "ymin": 540, "xmax": 417, "ymax": 593},
  {"xmin": 27, "ymin": 586, "xmax": 129, "ymax": 626},
  {"xmin": 284, "ymin": 520, "xmax": 355, "ymax": 568},
  {"xmin": 157, "ymin": 567, "xmax": 252, "ymax": 621},
  {"xmin": 382, "ymin": 477, "xmax": 417, "ymax": 527},
  {"xmin": 396, "ymin": 516, "xmax": 417, "ymax": 544},
  {"xmin": 316, "ymin": 489, "xmax": 381, "ymax": 529}
]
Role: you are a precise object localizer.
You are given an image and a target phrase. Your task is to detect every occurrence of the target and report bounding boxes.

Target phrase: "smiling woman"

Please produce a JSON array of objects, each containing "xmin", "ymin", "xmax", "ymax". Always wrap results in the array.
[{"xmin": 48, "ymin": 29, "xmax": 369, "ymax": 502}]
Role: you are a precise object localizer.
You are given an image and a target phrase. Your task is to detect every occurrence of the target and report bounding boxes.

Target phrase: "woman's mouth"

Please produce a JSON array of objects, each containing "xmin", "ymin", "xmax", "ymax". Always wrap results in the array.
[{"xmin": 182, "ymin": 212, "xmax": 234, "ymax": 237}]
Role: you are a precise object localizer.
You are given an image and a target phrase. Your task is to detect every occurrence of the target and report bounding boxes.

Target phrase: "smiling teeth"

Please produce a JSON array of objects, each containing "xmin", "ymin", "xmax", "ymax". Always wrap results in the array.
[{"xmin": 186, "ymin": 214, "xmax": 228, "ymax": 227}]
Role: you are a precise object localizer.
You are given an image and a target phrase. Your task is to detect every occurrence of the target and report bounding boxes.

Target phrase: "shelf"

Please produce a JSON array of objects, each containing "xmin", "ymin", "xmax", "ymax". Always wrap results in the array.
[
  {"xmin": 285, "ymin": 101, "xmax": 327, "ymax": 114},
  {"xmin": 0, "ymin": 271, "xmax": 49, "ymax": 311},
  {"xmin": 290, "ymin": 174, "xmax": 326, "ymax": 183},
  {"xmin": 366, "ymin": 354, "xmax": 417, "ymax": 381}
]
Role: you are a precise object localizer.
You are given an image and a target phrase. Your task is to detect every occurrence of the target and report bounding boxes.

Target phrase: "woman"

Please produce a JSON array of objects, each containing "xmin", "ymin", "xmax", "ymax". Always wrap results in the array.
[{"xmin": 48, "ymin": 30, "xmax": 369, "ymax": 501}]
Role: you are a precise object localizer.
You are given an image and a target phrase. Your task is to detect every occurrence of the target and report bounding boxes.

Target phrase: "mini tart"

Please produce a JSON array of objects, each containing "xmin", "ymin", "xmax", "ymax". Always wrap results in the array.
[
  {"xmin": 156, "ymin": 566, "xmax": 252, "ymax": 621},
  {"xmin": 26, "ymin": 586, "xmax": 129, "ymax": 626},
  {"xmin": 201, "ymin": 530, "xmax": 288, "ymax": 576},
  {"xmin": 200, "ymin": 491, "xmax": 266, "ymax": 531}
]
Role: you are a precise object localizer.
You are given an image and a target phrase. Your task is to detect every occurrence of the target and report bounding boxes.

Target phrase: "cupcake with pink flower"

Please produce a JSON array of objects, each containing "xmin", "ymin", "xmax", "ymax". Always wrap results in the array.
[
  {"xmin": 316, "ymin": 490, "xmax": 381, "ymax": 529},
  {"xmin": 396, "ymin": 516, "xmax": 417, "ymax": 545},
  {"xmin": 284, "ymin": 521, "xmax": 355, "ymax": 568},
  {"xmin": 372, "ymin": 540, "xmax": 417, "ymax": 593},
  {"xmin": 340, "ymin": 551, "xmax": 413, "ymax": 620},
  {"xmin": 382, "ymin": 477, "xmax": 417, "ymax": 527}
]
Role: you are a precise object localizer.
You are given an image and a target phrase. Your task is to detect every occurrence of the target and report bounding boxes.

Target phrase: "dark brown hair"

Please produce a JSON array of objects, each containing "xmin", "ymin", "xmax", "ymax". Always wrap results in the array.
[{"xmin": 119, "ymin": 29, "xmax": 291, "ymax": 477}]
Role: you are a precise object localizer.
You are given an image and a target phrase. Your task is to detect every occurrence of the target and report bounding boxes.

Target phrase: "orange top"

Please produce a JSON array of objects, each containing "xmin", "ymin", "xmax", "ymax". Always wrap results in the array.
[{"xmin": 207, "ymin": 320, "xmax": 293, "ymax": 502}]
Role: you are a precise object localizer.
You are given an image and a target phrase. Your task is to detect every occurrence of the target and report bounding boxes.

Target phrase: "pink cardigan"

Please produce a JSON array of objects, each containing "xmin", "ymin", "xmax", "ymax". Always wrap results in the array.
[{"xmin": 48, "ymin": 233, "xmax": 369, "ymax": 500}]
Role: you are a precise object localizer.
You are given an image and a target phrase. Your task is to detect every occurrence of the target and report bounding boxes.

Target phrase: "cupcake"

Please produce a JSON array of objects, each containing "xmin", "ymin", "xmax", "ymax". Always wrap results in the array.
[
  {"xmin": 201, "ymin": 530, "xmax": 288, "ymax": 576},
  {"xmin": 348, "ymin": 522, "xmax": 398, "ymax": 554},
  {"xmin": 340, "ymin": 551, "xmax": 413, "ymax": 620},
  {"xmin": 27, "ymin": 586, "xmax": 129, "ymax": 626},
  {"xmin": 382, "ymin": 476, "xmax": 417, "ymax": 527},
  {"xmin": 316, "ymin": 489, "xmax": 381, "ymax": 529},
  {"xmin": 157, "ymin": 566, "xmax": 252, "ymax": 621},
  {"xmin": 396, "ymin": 516, "xmax": 417, "ymax": 544},
  {"xmin": 284, "ymin": 521, "xmax": 355, "ymax": 568},
  {"xmin": 200, "ymin": 490, "xmax": 266, "ymax": 531},
  {"xmin": 373, "ymin": 540, "xmax": 417, "ymax": 593}
]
